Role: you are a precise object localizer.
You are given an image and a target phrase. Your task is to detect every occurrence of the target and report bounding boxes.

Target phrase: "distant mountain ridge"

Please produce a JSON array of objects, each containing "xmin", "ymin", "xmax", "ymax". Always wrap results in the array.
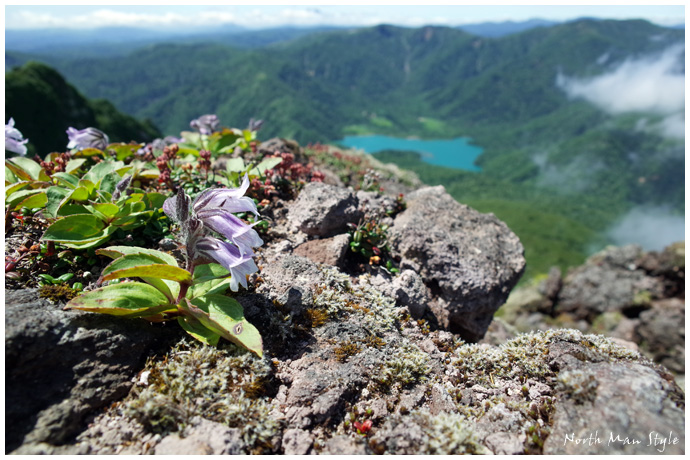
[{"xmin": 456, "ymin": 18, "xmax": 559, "ymax": 37}]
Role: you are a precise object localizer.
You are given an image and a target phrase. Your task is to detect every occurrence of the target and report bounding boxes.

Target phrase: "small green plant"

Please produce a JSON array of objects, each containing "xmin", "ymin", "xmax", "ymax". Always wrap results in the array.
[
  {"xmin": 37, "ymin": 272, "xmax": 74, "ymax": 286},
  {"xmin": 64, "ymin": 175, "xmax": 266, "ymax": 356},
  {"xmin": 347, "ymin": 216, "xmax": 399, "ymax": 273}
]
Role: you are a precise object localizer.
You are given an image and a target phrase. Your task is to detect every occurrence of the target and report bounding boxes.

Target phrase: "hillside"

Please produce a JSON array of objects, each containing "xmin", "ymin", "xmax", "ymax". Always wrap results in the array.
[{"xmin": 5, "ymin": 62, "xmax": 161, "ymax": 154}]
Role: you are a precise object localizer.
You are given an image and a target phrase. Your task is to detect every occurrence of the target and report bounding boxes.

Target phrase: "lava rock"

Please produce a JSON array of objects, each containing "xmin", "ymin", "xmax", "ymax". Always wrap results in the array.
[
  {"xmin": 636, "ymin": 298, "xmax": 685, "ymax": 374},
  {"xmin": 388, "ymin": 185, "xmax": 525, "ymax": 341},
  {"xmin": 556, "ymin": 245, "xmax": 664, "ymax": 321},
  {"xmin": 544, "ymin": 344, "xmax": 685, "ymax": 454},
  {"xmin": 293, "ymin": 233, "xmax": 351, "ymax": 267},
  {"xmin": 154, "ymin": 417, "xmax": 245, "ymax": 455},
  {"xmin": 287, "ymin": 182, "xmax": 362, "ymax": 237},
  {"xmin": 5, "ymin": 289, "xmax": 181, "ymax": 452}
]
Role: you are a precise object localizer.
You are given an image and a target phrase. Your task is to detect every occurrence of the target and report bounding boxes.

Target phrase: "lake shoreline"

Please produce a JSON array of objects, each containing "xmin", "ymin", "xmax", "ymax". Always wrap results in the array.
[{"xmin": 334, "ymin": 134, "xmax": 484, "ymax": 172}]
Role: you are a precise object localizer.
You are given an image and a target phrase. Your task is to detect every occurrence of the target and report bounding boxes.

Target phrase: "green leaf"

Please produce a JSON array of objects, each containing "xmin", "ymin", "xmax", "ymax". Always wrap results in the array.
[
  {"xmin": 5, "ymin": 165, "xmax": 19, "ymax": 183},
  {"xmin": 193, "ymin": 263, "xmax": 231, "ymax": 282},
  {"xmin": 71, "ymin": 147, "xmax": 105, "ymax": 158},
  {"xmin": 96, "ymin": 245, "xmax": 179, "ymax": 267},
  {"xmin": 6, "ymin": 157, "xmax": 42, "ymax": 180},
  {"xmin": 65, "ymin": 158, "xmax": 87, "ymax": 174},
  {"xmin": 250, "ymin": 157, "xmax": 282, "ymax": 177},
  {"xmin": 68, "ymin": 185, "xmax": 91, "ymax": 202},
  {"xmin": 53, "ymin": 172, "xmax": 79, "ymax": 189},
  {"xmin": 93, "ymin": 203, "xmax": 120, "ymax": 219},
  {"xmin": 83, "ymin": 160, "xmax": 124, "ymax": 184},
  {"xmin": 5, "ymin": 181, "xmax": 31, "ymax": 197},
  {"xmin": 38, "ymin": 274, "xmax": 57, "ymax": 284},
  {"xmin": 42, "ymin": 214, "xmax": 107, "ymax": 243},
  {"xmin": 141, "ymin": 192, "xmax": 166, "ymax": 209},
  {"xmin": 57, "ymin": 203, "xmax": 90, "ymax": 217},
  {"xmin": 109, "ymin": 143, "xmax": 143, "ymax": 161},
  {"xmin": 101, "ymin": 254, "xmax": 192, "ymax": 284},
  {"xmin": 65, "ymin": 282, "xmax": 173, "ymax": 317},
  {"xmin": 97, "ymin": 247, "xmax": 181, "ymax": 300},
  {"xmin": 6, "ymin": 189, "xmax": 47, "ymax": 210},
  {"xmin": 188, "ymin": 278, "xmax": 232, "ymax": 299},
  {"xmin": 136, "ymin": 169, "xmax": 160, "ymax": 179},
  {"xmin": 212, "ymin": 131, "xmax": 242, "ymax": 153},
  {"xmin": 225, "ymin": 158, "xmax": 246, "ymax": 173},
  {"xmin": 177, "ymin": 316, "xmax": 221, "ymax": 346},
  {"xmin": 77, "ymin": 179, "xmax": 97, "ymax": 196},
  {"xmin": 45, "ymin": 186, "xmax": 72, "ymax": 218},
  {"xmin": 99, "ymin": 171, "xmax": 124, "ymax": 195},
  {"xmin": 184, "ymin": 295, "xmax": 263, "ymax": 357}
]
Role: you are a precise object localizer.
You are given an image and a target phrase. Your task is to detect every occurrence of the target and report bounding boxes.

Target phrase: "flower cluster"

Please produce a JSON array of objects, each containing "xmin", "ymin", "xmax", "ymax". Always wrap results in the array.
[
  {"xmin": 66, "ymin": 126, "xmax": 110, "ymax": 151},
  {"xmin": 156, "ymin": 144, "xmax": 179, "ymax": 184},
  {"xmin": 163, "ymin": 174, "xmax": 263, "ymax": 291},
  {"xmin": 249, "ymin": 151, "xmax": 324, "ymax": 203},
  {"xmin": 39, "ymin": 152, "xmax": 72, "ymax": 176},
  {"xmin": 5, "ymin": 118, "xmax": 28, "ymax": 155}
]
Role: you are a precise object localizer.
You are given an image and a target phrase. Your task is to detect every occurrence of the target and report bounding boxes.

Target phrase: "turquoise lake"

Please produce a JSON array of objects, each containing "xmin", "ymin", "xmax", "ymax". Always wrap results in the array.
[{"xmin": 336, "ymin": 135, "xmax": 483, "ymax": 171}]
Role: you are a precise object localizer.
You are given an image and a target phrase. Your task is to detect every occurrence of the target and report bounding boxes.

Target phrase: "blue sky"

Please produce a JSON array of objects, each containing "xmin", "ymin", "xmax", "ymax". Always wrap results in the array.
[{"xmin": 5, "ymin": 3, "xmax": 685, "ymax": 30}]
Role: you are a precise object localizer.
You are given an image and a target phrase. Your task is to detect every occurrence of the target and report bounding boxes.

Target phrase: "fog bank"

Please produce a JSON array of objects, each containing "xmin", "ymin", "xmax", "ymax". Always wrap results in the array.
[{"xmin": 607, "ymin": 206, "xmax": 685, "ymax": 252}]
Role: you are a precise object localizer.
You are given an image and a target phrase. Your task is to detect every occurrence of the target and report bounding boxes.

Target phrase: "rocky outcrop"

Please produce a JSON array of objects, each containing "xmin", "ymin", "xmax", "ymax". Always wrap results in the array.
[
  {"xmin": 498, "ymin": 242, "xmax": 685, "ymax": 376},
  {"xmin": 5, "ymin": 168, "xmax": 683, "ymax": 455},
  {"xmin": 5, "ymin": 289, "xmax": 181, "ymax": 453},
  {"xmin": 388, "ymin": 186, "xmax": 526, "ymax": 341},
  {"xmin": 287, "ymin": 182, "xmax": 362, "ymax": 237}
]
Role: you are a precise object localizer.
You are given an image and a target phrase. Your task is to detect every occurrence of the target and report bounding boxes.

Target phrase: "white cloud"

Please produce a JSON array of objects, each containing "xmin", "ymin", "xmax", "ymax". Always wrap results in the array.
[
  {"xmin": 607, "ymin": 206, "xmax": 685, "ymax": 252},
  {"xmin": 557, "ymin": 44, "xmax": 684, "ymax": 115},
  {"xmin": 557, "ymin": 44, "xmax": 685, "ymax": 139},
  {"xmin": 657, "ymin": 113, "xmax": 685, "ymax": 140}
]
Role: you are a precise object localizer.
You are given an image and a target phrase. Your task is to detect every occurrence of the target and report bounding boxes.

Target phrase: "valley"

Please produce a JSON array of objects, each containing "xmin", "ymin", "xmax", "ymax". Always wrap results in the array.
[{"xmin": 5, "ymin": 18, "xmax": 684, "ymax": 281}]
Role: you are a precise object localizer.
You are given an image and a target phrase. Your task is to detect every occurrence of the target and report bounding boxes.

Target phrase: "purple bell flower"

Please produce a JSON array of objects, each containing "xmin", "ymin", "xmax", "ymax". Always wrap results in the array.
[
  {"xmin": 196, "ymin": 237, "xmax": 259, "ymax": 291},
  {"xmin": 162, "ymin": 174, "xmax": 263, "ymax": 291},
  {"xmin": 5, "ymin": 118, "xmax": 28, "ymax": 155},
  {"xmin": 66, "ymin": 126, "xmax": 109, "ymax": 151},
  {"xmin": 190, "ymin": 114, "xmax": 220, "ymax": 135}
]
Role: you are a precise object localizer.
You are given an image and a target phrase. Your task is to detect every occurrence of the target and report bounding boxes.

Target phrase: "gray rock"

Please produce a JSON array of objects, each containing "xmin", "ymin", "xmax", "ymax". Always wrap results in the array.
[
  {"xmin": 293, "ymin": 233, "xmax": 351, "ymax": 267},
  {"xmin": 429, "ymin": 383, "xmax": 456, "ymax": 415},
  {"xmin": 154, "ymin": 417, "xmax": 244, "ymax": 455},
  {"xmin": 545, "ymin": 356, "xmax": 685, "ymax": 454},
  {"xmin": 287, "ymin": 182, "xmax": 362, "ymax": 237},
  {"xmin": 258, "ymin": 254, "xmax": 323, "ymax": 304},
  {"xmin": 556, "ymin": 245, "xmax": 665, "ymax": 320},
  {"xmin": 258, "ymin": 137, "xmax": 301, "ymax": 157},
  {"xmin": 5, "ymin": 289, "xmax": 180, "ymax": 452},
  {"xmin": 484, "ymin": 432, "xmax": 525, "ymax": 455},
  {"xmin": 322, "ymin": 434, "xmax": 369, "ymax": 455},
  {"xmin": 392, "ymin": 270, "xmax": 431, "ymax": 318},
  {"xmin": 368, "ymin": 269, "xmax": 430, "ymax": 318},
  {"xmin": 636, "ymin": 298, "xmax": 685, "ymax": 373},
  {"xmin": 356, "ymin": 190, "xmax": 398, "ymax": 219},
  {"xmin": 282, "ymin": 428, "xmax": 313, "ymax": 455},
  {"xmin": 388, "ymin": 186, "xmax": 525, "ymax": 341},
  {"xmin": 368, "ymin": 410, "xmax": 486, "ymax": 454}
]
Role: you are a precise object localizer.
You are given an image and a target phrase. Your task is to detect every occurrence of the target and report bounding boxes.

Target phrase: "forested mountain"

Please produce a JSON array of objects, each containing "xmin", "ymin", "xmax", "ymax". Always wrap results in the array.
[
  {"xmin": 5, "ymin": 62, "xmax": 161, "ymax": 154},
  {"xmin": 5, "ymin": 19, "xmax": 684, "ymax": 277}
]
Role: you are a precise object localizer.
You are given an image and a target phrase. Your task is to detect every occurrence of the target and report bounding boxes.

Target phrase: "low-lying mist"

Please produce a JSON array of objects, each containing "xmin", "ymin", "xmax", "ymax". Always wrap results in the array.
[
  {"xmin": 606, "ymin": 205, "xmax": 685, "ymax": 252},
  {"xmin": 557, "ymin": 43, "xmax": 685, "ymax": 140}
]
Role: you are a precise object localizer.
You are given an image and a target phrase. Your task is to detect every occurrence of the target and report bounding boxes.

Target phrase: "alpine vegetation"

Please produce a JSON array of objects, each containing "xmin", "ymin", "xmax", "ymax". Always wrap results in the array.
[
  {"xmin": 64, "ymin": 175, "xmax": 265, "ymax": 356},
  {"xmin": 162, "ymin": 174, "xmax": 264, "ymax": 291}
]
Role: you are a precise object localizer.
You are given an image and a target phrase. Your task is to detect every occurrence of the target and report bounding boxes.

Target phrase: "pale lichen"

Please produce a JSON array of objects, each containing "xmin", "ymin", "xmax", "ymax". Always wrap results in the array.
[{"xmin": 123, "ymin": 338, "xmax": 280, "ymax": 453}]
